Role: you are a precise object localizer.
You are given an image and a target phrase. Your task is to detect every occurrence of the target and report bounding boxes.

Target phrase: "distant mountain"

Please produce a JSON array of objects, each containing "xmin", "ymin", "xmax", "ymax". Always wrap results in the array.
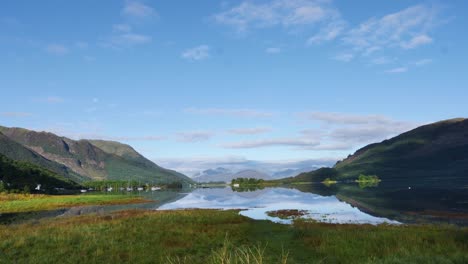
[
  {"xmin": 231, "ymin": 170, "xmax": 271, "ymax": 180},
  {"xmin": 192, "ymin": 167, "xmax": 233, "ymax": 183},
  {"xmin": 271, "ymin": 167, "xmax": 319, "ymax": 179},
  {"xmin": 0, "ymin": 126, "xmax": 191, "ymax": 184},
  {"xmin": 192, "ymin": 168, "xmax": 271, "ymax": 183},
  {"xmin": 289, "ymin": 118, "xmax": 468, "ymax": 184}
]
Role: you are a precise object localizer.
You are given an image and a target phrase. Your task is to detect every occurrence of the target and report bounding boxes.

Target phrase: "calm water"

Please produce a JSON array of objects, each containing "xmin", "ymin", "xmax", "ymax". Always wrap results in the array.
[
  {"xmin": 159, "ymin": 187, "xmax": 399, "ymax": 224},
  {"xmin": 2, "ymin": 182, "xmax": 466, "ymax": 225}
]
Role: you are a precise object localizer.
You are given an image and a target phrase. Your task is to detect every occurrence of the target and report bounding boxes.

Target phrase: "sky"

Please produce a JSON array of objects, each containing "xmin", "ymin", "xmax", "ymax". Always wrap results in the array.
[{"xmin": 1, "ymin": 0, "xmax": 467, "ymax": 175}]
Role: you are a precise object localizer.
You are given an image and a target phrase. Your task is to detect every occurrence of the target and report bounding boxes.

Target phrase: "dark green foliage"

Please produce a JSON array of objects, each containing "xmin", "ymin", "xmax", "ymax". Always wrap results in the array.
[
  {"xmin": 0, "ymin": 154, "xmax": 80, "ymax": 193},
  {"xmin": 231, "ymin": 178, "xmax": 265, "ymax": 185}
]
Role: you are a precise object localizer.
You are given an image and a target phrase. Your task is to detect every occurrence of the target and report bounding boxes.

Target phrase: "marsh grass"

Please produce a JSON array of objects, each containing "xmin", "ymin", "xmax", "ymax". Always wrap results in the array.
[
  {"xmin": 0, "ymin": 209, "xmax": 466, "ymax": 263},
  {"xmin": 0, "ymin": 193, "xmax": 148, "ymax": 213}
]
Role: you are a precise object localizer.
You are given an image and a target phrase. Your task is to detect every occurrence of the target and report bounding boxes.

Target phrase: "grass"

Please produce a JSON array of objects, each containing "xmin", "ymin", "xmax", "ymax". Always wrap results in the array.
[
  {"xmin": 0, "ymin": 209, "xmax": 466, "ymax": 263},
  {"xmin": 0, "ymin": 193, "xmax": 149, "ymax": 213}
]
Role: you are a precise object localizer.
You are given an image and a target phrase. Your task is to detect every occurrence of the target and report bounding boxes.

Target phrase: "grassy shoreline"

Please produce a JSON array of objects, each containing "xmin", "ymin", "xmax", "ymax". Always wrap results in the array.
[
  {"xmin": 0, "ymin": 209, "xmax": 466, "ymax": 263},
  {"xmin": 0, "ymin": 193, "xmax": 150, "ymax": 214}
]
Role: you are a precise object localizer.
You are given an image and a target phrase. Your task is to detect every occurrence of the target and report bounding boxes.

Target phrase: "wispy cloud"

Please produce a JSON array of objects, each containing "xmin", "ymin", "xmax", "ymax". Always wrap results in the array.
[
  {"xmin": 300, "ymin": 111, "xmax": 394, "ymax": 125},
  {"xmin": 185, "ymin": 108, "xmax": 273, "ymax": 118},
  {"xmin": 0, "ymin": 112, "xmax": 33, "ymax": 118},
  {"xmin": 176, "ymin": 131, "xmax": 214, "ymax": 143},
  {"xmin": 101, "ymin": 2, "xmax": 154, "ymax": 49},
  {"xmin": 307, "ymin": 20, "xmax": 346, "ymax": 44},
  {"xmin": 45, "ymin": 44, "xmax": 69, "ymax": 55},
  {"xmin": 122, "ymin": 1, "xmax": 157, "ymax": 19},
  {"xmin": 113, "ymin": 23, "xmax": 132, "ymax": 33},
  {"xmin": 400, "ymin": 35, "xmax": 433, "ymax": 49},
  {"xmin": 371, "ymin": 56, "xmax": 394, "ymax": 65},
  {"xmin": 332, "ymin": 53, "xmax": 354, "ymax": 62},
  {"xmin": 213, "ymin": 0, "xmax": 341, "ymax": 33},
  {"xmin": 34, "ymin": 96, "xmax": 64, "ymax": 104},
  {"xmin": 298, "ymin": 111, "xmax": 420, "ymax": 151},
  {"xmin": 385, "ymin": 67, "xmax": 408, "ymax": 74},
  {"xmin": 265, "ymin": 47, "xmax": 281, "ymax": 54},
  {"xmin": 227, "ymin": 127, "xmax": 272, "ymax": 135},
  {"xmin": 412, "ymin": 58, "xmax": 433, "ymax": 66},
  {"xmin": 157, "ymin": 156, "xmax": 336, "ymax": 177},
  {"xmin": 181, "ymin": 45, "xmax": 211, "ymax": 61},
  {"xmin": 343, "ymin": 5, "xmax": 438, "ymax": 53},
  {"xmin": 222, "ymin": 138, "xmax": 319, "ymax": 149}
]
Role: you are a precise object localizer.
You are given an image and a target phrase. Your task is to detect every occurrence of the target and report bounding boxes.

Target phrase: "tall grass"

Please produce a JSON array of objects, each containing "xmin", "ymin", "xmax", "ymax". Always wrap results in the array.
[
  {"xmin": 0, "ymin": 193, "xmax": 148, "ymax": 213},
  {"xmin": 0, "ymin": 209, "xmax": 466, "ymax": 263}
]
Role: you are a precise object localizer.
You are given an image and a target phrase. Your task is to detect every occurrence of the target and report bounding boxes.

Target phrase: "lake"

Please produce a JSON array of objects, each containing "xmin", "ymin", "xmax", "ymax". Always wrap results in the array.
[{"xmin": 2, "ymin": 182, "xmax": 467, "ymax": 225}]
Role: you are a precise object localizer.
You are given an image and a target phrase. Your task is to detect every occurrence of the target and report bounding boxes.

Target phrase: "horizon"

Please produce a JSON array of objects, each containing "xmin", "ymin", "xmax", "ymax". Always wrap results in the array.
[{"xmin": 1, "ymin": 0, "xmax": 467, "ymax": 175}]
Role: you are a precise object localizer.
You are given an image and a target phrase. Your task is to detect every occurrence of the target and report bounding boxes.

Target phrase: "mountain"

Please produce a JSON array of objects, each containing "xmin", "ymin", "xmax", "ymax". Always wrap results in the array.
[
  {"xmin": 231, "ymin": 170, "xmax": 271, "ymax": 180},
  {"xmin": 0, "ymin": 131, "xmax": 87, "ymax": 183},
  {"xmin": 289, "ymin": 118, "xmax": 468, "ymax": 184},
  {"xmin": 0, "ymin": 153, "xmax": 80, "ymax": 192},
  {"xmin": 0, "ymin": 126, "xmax": 191, "ymax": 184},
  {"xmin": 271, "ymin": 166, "xmax": 319, "ymax": 179},
  {"xmin": 192, "ymin": 167, "xmax": 233, "ymax": 183},
  {"xmin": 192, "ymin": 168, "xmax": 271, "ymax": 183}
]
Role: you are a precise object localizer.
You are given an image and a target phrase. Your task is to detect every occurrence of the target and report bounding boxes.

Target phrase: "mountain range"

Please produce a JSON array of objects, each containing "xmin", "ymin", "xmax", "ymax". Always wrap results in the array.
[
  {"xmin": 0, "ymin": 126, "xmax": 192, "ymax": 188},
  {"xmin": 289, "ymin": 118, "xmax": 468, "ymax": 184},
  {"xmin": 192, "ymin": 168, "xmax": 271, "ymax": 183}
]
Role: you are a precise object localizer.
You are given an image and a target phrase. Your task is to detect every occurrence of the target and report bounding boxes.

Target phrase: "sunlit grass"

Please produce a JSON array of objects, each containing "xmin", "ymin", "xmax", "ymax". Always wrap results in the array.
[
  {"xmin": 0, "ymin": 209, "xmax": 466, "ymax": 263},
  {"xmin": 0, "ymin": 193, "xmax": 149, "ymax": 213}
]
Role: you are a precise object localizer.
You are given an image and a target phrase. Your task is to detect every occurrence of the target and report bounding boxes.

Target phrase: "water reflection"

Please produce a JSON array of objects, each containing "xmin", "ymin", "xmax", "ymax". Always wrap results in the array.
[{"xmin": 158, "ymin": 187, "xmax": 399, "ymax": 225}]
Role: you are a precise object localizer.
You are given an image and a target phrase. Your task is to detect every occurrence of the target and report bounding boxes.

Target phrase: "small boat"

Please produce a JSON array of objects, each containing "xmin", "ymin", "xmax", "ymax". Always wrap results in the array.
[
  {"xmin": 107, "ymin": 187, "xmax": 113, "ymax": 192},
  {"xmin": 80, "ymin": 189, "xmax": 87, "ymax": 193},
  {"xmin": 137, "ymin": 187, "xmax": 144, "ymax": 191},
  {"xmin": 151, "ymin": 186, "xmax": 161, "ymax": 191}
]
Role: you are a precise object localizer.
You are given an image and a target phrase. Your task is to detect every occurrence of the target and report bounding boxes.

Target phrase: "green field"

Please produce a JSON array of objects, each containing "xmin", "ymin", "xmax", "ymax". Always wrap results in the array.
[
  {"xmin": 0, "ymin": 194, "xmax": 148, "ymax": 213},
  {"xmin": 0, "ymin": 209, "xmax": 466, "ymax": 263}
]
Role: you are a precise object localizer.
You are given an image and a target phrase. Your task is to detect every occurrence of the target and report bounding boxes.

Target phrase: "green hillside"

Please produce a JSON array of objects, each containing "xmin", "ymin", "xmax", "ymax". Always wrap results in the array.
[
  {"xmin": 0, "ymin": 132, "xmax": 87, "ymax": 183},
  {"xmin": 288, "ymin": 118, "xmax": 468, "ymax": 184},
  {"xmin": 0, "ymin": 126, "xmax": 192, "ymax": 184},
  {"xmin": 0, "ymin": 154, "xmax": 80, "ymax": 193}
]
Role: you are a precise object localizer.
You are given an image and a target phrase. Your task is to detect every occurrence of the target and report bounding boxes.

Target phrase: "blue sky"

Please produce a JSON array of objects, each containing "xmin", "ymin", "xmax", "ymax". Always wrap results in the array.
[{"xmin": 1, "ymin": 0, "xmax": 467, "ymax": 175}]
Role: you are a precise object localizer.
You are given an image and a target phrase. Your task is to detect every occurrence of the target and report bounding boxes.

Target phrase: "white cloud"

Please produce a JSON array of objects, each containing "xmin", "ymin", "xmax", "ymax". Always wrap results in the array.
[
  {"xmin": 84, "ymin": 55, "xmax": 96, "ymax": 62},
  {"xmin": 265, "ymin": 47, "xmax": 281, "ymax": 54},
  {"xmin": 343, "ymin": 5, "xmax": 438, "ymax": 53},
  {"xmin": 222, "ymin": 138, "xmax": 319, "ymax": 149},
  {"xmin": 102, "ymin": 33, "xmax": 152, "ymax": 48},
  {"xmin": 176, "ymin": 131, "xmax": 214, "ymax": 143},
  {"xmin": 298, "ymin": 111, "xmax": 420, "ymax": 152},
  {"xmin": 371, "ymin": 56, "xmax": 394, "ymax": 65},
  {"xmin": 113, "ymin": 23, "xmax": 132, "ymax": 32},
  {"xmin": 385, "ymin": 67, "xmax": 408, "ymax": 74},
  {"xmin": 75, "ymin": 41, "xmax": 89, "ymax": 49},
  {"xmin": 181, "ymin": 45, "xmax": 210, "ymax": 61},
  {"xmin": 401, "ymin": 34, "xmax": 433, "ymax": 49},
  {"xmin": 332, "ymin": 53, "xmax": 354, "ymax": 62},
  {"xmin": 307, "ymin": 20, "xmax": 346, "ymax": 44},
  {"xmin": 122, "ymin": 1, "xmax": 156, "ymax": 19},
  {"xmin": 34, "ymin": 96, "xmax": 64, "ymax": 104},
  {"xmin": 213, "ymin": 0, "xmax": 340, "ymax": 32},
  {"xmin": 185, "ymin": 108, "xmax": 273, "ymax": 118},
  {"xmin": 227, "ymin": 127, "xmax": 272, "ymax": 135},
  {"xmin": 300, "ymin": 111, "xmax": 399, "ymax": 125},
  {"xmin": 0, "ymin": 112, "xmax": 32, "ymax": 118},
  {"xmin": 45, "ymin": 44, "xmax": 69, "ymax": 55},
  {"xmin": 412, "ymin": 58, "xmax": 433, "ymax": 66},
  {"xmin": 156, "ymin": 156, "xmax": 336, "ymax": 177}
]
